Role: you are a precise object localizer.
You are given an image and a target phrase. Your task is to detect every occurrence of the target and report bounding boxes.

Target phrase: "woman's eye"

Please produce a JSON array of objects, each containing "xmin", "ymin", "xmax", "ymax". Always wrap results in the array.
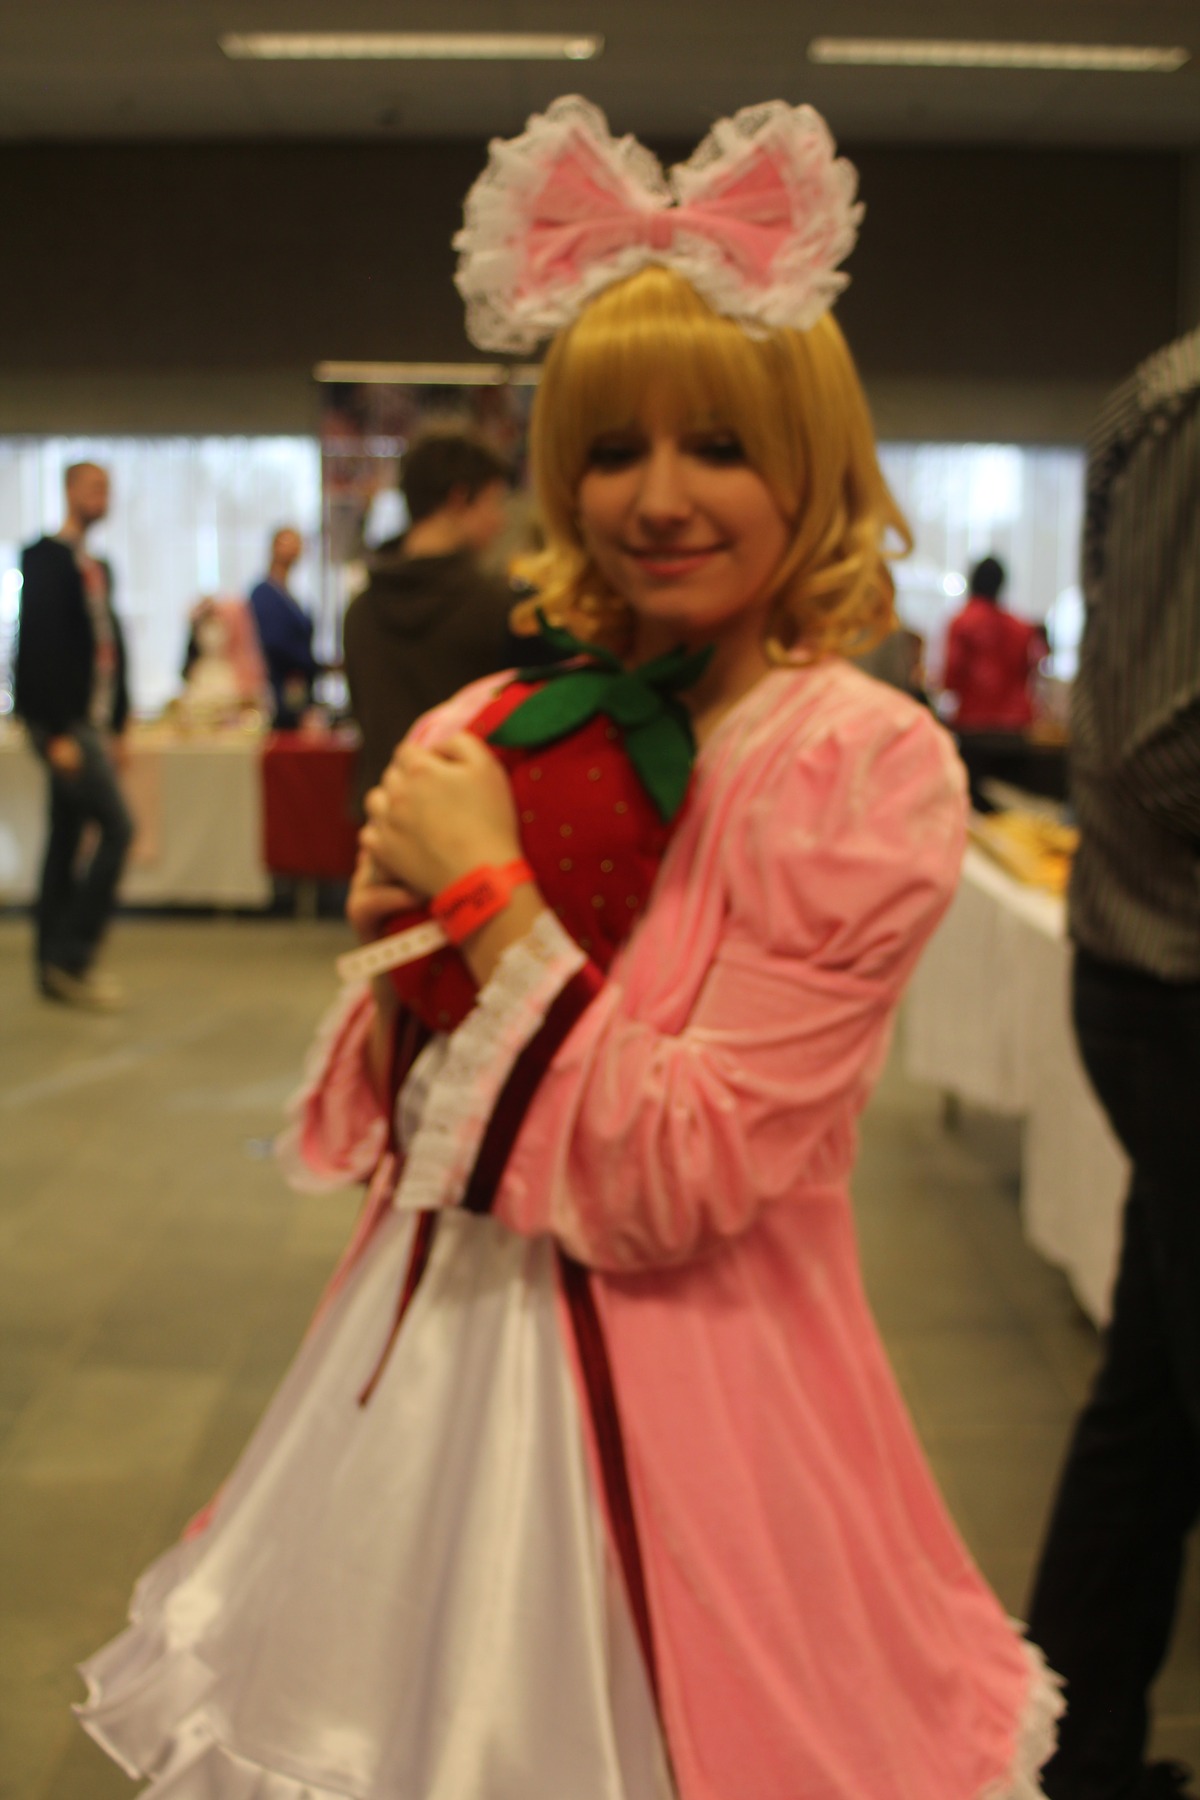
[
  {"xmin": 692, "ymin": 434, "xmax": 747, "ymax": 465},
  {"xmin": 585, "ymin": 439, "xmax": 642, "ymax": 471}
]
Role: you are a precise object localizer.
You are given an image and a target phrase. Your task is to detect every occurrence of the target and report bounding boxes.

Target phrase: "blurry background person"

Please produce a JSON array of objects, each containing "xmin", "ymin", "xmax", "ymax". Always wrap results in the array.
[
  {"xmin": 856, "ymin": 620, "xmax": 930, "ymax": 708},
  {"xmin": 13, "ymin": 461, "xmax": 133, "ymax": 1009},
  {"xmin": 179, "ymin": 596, "xmax": 268, "ymax": 727},
  {"xmin": 1026, "ymin": 325, "xmax": 1200, "ymax": 1800},
  {"xmin": 342, "ymin": 431, "xmax": 524, "ymax": 806},
  {"xmin": 248, "ymin": 526, "xmax": 319, "ymax": 729},
  {"xmin": 942, "ymin": 555, "xmax": 1048, "ymax": 807}
]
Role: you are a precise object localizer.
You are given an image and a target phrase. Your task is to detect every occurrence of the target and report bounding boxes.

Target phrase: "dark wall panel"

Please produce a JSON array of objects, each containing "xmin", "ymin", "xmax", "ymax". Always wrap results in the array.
[{"xmin": 0, "ymin": 140, "xmax": 1181, "ymax": 383}]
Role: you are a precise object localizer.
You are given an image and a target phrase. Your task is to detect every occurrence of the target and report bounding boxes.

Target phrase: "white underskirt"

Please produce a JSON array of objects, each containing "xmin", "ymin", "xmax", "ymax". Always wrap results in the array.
[{"xmin": 77, "ymin": 1208, "xmax": 673, "ymax": 1800}]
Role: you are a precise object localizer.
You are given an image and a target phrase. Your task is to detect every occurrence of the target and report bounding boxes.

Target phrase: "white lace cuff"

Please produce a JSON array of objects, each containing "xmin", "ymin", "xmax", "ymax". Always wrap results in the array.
[{"xmin": 393, "ymin": 910, "xmax": 588, "ymax": 1214}]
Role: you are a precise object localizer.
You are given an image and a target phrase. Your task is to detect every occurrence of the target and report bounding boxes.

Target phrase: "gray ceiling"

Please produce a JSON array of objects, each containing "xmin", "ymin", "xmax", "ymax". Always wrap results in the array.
[{"xmin": 2, "ymin": 0, "xmax": 1198, "ymax": 147}]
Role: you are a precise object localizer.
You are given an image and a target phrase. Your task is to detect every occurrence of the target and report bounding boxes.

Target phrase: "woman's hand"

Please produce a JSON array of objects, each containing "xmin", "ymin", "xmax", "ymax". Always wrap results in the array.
[
  {"xmin": 360, "ymin": 734, "xmax": 521, "ymax": 900},
  {"xmin": 345, "ymin": 847, "xmax": 418, "ymax": 946}
]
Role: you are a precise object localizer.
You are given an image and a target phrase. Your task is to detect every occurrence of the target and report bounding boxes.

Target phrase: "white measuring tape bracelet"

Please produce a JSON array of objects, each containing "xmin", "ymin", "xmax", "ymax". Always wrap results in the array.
[{"xmin": 335, "ymin": 919, "xmax": 449, "ymax": 985}]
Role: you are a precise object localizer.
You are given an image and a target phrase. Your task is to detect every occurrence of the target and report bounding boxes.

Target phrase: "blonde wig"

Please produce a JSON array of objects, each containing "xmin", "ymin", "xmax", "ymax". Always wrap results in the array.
[{"xmin": 517, "ymin": 264, "xmax": 910, "ymax": 660}]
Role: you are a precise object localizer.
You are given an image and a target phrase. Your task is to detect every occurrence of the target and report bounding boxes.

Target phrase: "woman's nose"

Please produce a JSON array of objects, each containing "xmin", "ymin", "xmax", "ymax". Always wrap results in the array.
[{"xmin": 634, "ymin": 444, "xmax": 692, "ymax": 530}]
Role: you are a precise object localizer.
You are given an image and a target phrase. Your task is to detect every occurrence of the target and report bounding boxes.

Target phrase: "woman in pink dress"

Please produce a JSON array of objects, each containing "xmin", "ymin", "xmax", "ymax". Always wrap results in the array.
[{"xmin": 77, "ymin": 98, "xmax": 1061, "ymax": 1799}]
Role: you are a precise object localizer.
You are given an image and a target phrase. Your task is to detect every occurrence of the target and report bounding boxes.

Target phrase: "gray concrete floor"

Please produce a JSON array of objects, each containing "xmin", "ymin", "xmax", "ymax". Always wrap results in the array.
[{"xmin": 0, "ymin": 912, "xmax": 1196, "ymax": 1799}]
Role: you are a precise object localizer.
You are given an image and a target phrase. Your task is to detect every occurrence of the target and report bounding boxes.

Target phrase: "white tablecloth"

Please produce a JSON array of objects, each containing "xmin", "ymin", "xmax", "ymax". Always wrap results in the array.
[
  {"xmin": 905, "ymin": 846, "xmax": 1128, "ymax": 1325},
  {"xmin": 0, "ymin": 732, "xmax": 271, "ymax": 909}
]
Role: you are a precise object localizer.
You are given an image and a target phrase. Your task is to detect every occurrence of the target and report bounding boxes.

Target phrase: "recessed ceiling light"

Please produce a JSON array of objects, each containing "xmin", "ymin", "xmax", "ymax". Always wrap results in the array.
[
  {"xmin": 222, "ymin": 32, "xmax": 603, "ymax": 62},
  {"xmin": 315, "ymin": 362, "xmax": 542, "ymax": 386},
  {"xmin": 807, "ymin": 38, "xmax": 1189, "ymax": 73}
]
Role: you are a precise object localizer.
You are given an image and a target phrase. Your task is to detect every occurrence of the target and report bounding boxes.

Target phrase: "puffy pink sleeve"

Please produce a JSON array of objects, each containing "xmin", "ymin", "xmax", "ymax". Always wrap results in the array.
[
  {"xmin": 276, "ymin": 984, "xmax": 389, "ymax": 1191},
  {"xmin": 494, "ymin": 706, "xmax": 967, "ymax": 1269}
]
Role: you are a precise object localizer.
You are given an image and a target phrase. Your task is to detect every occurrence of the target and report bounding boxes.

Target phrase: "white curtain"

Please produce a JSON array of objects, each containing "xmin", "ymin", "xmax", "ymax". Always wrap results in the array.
[
  {"xmin": 0, "ymin": 436, "xmax": 321, "ymax": 717},
  {"xmin": 878, "ymin": 443, "xmax": 1085, "ymax": 681}
]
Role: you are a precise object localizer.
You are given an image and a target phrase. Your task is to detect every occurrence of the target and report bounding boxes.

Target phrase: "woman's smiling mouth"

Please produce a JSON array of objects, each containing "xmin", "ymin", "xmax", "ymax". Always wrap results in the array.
[{"xmin": 625, "ymin": 544, "xmax": 726, "ymax": 577}]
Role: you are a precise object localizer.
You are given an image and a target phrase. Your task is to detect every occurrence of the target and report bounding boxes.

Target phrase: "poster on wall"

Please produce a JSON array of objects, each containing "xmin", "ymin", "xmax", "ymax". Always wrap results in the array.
[{"xmin": 315, "ymin": 362, "xmax": 539, "ymax": 652}]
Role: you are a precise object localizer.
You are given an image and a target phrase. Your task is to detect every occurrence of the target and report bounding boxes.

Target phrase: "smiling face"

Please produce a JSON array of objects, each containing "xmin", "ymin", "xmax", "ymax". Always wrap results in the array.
[
  {"xmin": 576, "ymin": 396, "xmax": 791, "ymax": 661},
  {"xmin": 529, "ymin": 266, "xmax": 908, "ymax": 668}
]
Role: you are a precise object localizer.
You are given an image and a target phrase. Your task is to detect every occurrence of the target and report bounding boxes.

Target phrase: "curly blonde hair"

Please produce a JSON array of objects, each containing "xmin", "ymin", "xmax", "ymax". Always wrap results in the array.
[{"xmin": 514, "ymin": 265, "xmax": 909, "ymax": 661}]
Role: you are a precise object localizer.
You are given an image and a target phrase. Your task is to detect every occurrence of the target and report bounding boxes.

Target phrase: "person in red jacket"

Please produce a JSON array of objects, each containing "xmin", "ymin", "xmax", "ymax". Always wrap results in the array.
[{"xmin": 943, "ymin": 556, "xmax": 1043, "ymax": 730}]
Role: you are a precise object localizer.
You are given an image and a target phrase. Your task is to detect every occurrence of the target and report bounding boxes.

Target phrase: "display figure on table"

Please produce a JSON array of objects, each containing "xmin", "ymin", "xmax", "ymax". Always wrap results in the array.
[
  {"xmin": 248, "ymin": 525, "xmax": 320, "ymax": 729},
  {"xmin": 14, "ymin": 460, "xmax": 133, "ymax": 1010},
  {"xmin": 179, "ymin": 596, "xmax": 268, "ymax": 726},
  {"xmin": 77, "ymin": 97, "xmax": 1063, "ymax": 1800}
]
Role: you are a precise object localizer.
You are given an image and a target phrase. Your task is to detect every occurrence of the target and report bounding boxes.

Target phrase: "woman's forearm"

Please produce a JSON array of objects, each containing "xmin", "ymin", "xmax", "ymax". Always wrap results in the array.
[{"xmin": 458, "ymin": 884, "xmax": 549, "ymax": 989}]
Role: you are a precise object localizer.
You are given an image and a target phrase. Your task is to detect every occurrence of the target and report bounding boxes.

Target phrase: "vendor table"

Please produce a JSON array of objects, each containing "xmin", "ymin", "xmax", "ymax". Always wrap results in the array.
[
  {"xmin": 0, "ymin": 728, "xmax": 363, "ymax": 907},
  {"xmin": 261, "ymin": 733, "xmax": 360, "ymax": 882},
  {"xmin": 904, "ymin": 845, "xmax": 1128, "ymax": 1325},
  {"xmin": 0, "ymin": 729, "xmax": 272, "ymax": 909}
]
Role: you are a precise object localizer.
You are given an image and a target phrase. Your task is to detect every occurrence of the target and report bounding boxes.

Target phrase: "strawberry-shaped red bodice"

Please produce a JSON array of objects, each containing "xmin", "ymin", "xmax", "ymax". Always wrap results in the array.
[{"xmin": 380, "ymin": 631, "xmax": 710, "ymax": 1032}]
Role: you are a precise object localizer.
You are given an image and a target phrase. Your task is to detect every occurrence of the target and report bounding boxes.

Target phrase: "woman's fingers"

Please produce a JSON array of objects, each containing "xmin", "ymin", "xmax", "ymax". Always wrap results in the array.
[{"xmin": 364, "ymin": 784, "xmax": 391, "ymax": 821}]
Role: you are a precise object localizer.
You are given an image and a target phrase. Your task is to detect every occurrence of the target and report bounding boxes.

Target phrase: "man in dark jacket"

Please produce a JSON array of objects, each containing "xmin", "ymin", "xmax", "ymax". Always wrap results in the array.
[
  {"xmin": 343, "ymin": 432, "xmax": 527, "ymax": 808},
  {"xmin": 15, "ymin": 461, "xmax": 133, "ymax": 1008}
]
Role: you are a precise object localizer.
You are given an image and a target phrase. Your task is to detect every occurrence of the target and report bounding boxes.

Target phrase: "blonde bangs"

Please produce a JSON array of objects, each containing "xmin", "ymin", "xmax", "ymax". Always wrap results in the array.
[{"xmin": 519, "ymin": 265, "xmax": 909, "ymax": 658}]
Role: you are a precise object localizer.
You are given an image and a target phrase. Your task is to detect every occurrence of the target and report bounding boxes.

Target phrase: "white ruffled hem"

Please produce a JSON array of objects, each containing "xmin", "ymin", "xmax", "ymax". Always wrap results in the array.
[
  {"xmin": 982, "ymin": 1632, "xmax": 1065, "ymax": 1800},
  {"xmin": 77, "ymin": 1627, "xmax": 1062, "ymax": 1800},
  {"xmin": 392, "ymin": 909, "xmax": 586, "ymax": 1213},
  {"xmin": 81, "ymin": 1712, "xmax": 354, "ymax": 1799}
]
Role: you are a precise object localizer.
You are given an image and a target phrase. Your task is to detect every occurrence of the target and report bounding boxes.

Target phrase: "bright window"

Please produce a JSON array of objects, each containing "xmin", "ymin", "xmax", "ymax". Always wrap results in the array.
[
  {"xmin": 878, "ymin": 443, "xmax": 1085, "ymax": 681},
  {"xmin": 0, "ymin": 436, "xmax": 322, "ymax": 716}
]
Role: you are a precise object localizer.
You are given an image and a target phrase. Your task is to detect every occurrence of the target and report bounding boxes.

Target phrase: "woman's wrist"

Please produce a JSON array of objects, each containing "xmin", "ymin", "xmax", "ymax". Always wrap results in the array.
[{"xmin": 458, "ymin": 882, "xmax": 547, "ymax": 988}]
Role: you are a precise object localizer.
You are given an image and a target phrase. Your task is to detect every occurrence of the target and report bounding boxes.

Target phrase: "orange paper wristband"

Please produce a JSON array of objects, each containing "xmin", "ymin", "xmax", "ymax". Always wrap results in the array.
[{"xmin": 429, "ymin": 859, "xmax": 535, "ymax": 946}]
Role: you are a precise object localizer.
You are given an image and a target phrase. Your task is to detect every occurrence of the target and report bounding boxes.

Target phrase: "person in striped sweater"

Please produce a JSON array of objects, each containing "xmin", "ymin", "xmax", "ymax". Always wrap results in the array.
[{"xmin": 1027, "ymin": 324, "xmax": 1200, "ymax": 1800}]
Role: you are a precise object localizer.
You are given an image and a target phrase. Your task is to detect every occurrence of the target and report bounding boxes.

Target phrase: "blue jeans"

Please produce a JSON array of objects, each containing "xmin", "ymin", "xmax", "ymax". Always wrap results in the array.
[
  {"xmin": 32, "ymin": 724, "xmax": 134, "ymax": 978},
  {"xmin": 1027, "ymin": 949, "xmax": 1200, "ymax": 1799}
]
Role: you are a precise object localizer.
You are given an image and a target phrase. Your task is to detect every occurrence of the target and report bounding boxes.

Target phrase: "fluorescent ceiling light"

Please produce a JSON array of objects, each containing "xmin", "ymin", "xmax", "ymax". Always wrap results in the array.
[
  {"xmin": 808, "ymin": 38, "xmax": 1189, "ymax": 73},
  {"xmin": 222, "ymin": 32, "xmax": 602, "ymax": 62},
  {"xmin": 315, "ymin": 362, "xmax": 541, "ymax": 386}
]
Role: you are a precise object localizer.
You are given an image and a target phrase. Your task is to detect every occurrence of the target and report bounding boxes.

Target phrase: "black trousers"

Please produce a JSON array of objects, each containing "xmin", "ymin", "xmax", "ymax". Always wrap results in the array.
[
  {"xmin": 33, "ymin": 723, "xmax": 134, "ymax": 978},
  {"xmin": 1027, "ymin": 949, "xmax": 1200, "ymax": 1800}
]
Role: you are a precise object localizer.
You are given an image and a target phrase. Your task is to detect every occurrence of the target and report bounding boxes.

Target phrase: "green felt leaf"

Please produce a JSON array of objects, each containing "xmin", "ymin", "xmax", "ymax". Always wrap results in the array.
[
  {"xmin": 636, "ymin": 642, "xmax": 715, "ymax": 691},
  {"xmin": 605, "ymin": 674, "xmax": 665, "ymax": 728},
  {"xmin": 623, "ymin": 715, "xmax": 695, "ymax": 821},
  {"xmin": 488, "ymin": 669, "xmax": 610, "ymax": 746},
  {"xmin": 531, "ymin": 610, "xmax": 623, "ymax": 671},
  {"xmin": 490, "ymin": 623, "xmax": 711, "ymax": 821}
]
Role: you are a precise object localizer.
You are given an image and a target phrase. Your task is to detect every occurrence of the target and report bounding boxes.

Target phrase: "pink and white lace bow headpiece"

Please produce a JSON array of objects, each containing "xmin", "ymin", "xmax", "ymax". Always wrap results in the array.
[{"xmin": 454, "ymin": 95, "xmax": 863, "ymax": 354}]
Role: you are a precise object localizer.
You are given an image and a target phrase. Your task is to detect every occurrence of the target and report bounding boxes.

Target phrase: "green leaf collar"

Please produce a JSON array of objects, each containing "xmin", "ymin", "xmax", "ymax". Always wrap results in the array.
[{"xmin": 489, "ymin": 613, "xmax": 714, "ymax": 822}]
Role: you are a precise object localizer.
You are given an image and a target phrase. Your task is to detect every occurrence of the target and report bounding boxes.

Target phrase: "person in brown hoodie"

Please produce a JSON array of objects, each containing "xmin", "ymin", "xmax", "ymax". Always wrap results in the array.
[{"xmin": 344, "ymin": 432, "xmax": 534, "ymax": 809}]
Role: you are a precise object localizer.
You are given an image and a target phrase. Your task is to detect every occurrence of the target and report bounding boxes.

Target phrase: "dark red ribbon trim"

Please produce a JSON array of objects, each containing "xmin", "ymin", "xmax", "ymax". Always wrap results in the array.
[
  {"xmin": 358, "ymin": 957, "xmax": 600, "ymax": 1401},
  {"xmin": 357, "ymin": 1210, "xmax": 437, "ymax": 1406},
  {"xmin": 357, "ymin": 1006, "xmax": 435, "ymax": 1407},
  {"xmin": 559, "ymin": 1251, "xmax": 660, "ymax": 1706},
  {"xmin": 462, "ymin": 959, "xmax": 605, "ymax": 1214}
]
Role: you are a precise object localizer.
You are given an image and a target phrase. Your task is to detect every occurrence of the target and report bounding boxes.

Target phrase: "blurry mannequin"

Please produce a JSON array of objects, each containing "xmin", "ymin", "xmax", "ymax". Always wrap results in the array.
[{"xmin": 180, "ymin": 597, "xmax": 268, "ymax": 726}]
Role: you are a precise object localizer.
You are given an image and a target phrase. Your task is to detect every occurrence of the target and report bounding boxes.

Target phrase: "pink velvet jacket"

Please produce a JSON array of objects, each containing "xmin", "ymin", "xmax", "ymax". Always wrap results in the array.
[{"xmin": 299, "ymin": 657, "xmax": 1056, "ymax": 1800}]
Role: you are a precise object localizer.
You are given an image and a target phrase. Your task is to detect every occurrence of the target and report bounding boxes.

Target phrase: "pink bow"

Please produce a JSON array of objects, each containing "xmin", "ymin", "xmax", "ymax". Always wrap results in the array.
[
  {"xmin": 455, "ymin": 98, "xmax": 862, "ymax": 352},
  {"xmin": 520, "ymin": 130, "xmax": 797, "ymax": 300}
]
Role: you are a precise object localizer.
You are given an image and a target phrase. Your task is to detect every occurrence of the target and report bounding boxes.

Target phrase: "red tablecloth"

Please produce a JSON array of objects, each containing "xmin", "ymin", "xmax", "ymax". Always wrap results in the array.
[{"xmin": 261, "ymin": 733, "xmax": 360, "ymax": 880}]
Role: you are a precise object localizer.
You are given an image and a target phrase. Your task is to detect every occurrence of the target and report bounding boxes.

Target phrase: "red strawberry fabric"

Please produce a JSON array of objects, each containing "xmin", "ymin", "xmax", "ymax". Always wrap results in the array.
[{"xmin": 381, "ymin": 677, "xmax": 677, "ymax": 1031}]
